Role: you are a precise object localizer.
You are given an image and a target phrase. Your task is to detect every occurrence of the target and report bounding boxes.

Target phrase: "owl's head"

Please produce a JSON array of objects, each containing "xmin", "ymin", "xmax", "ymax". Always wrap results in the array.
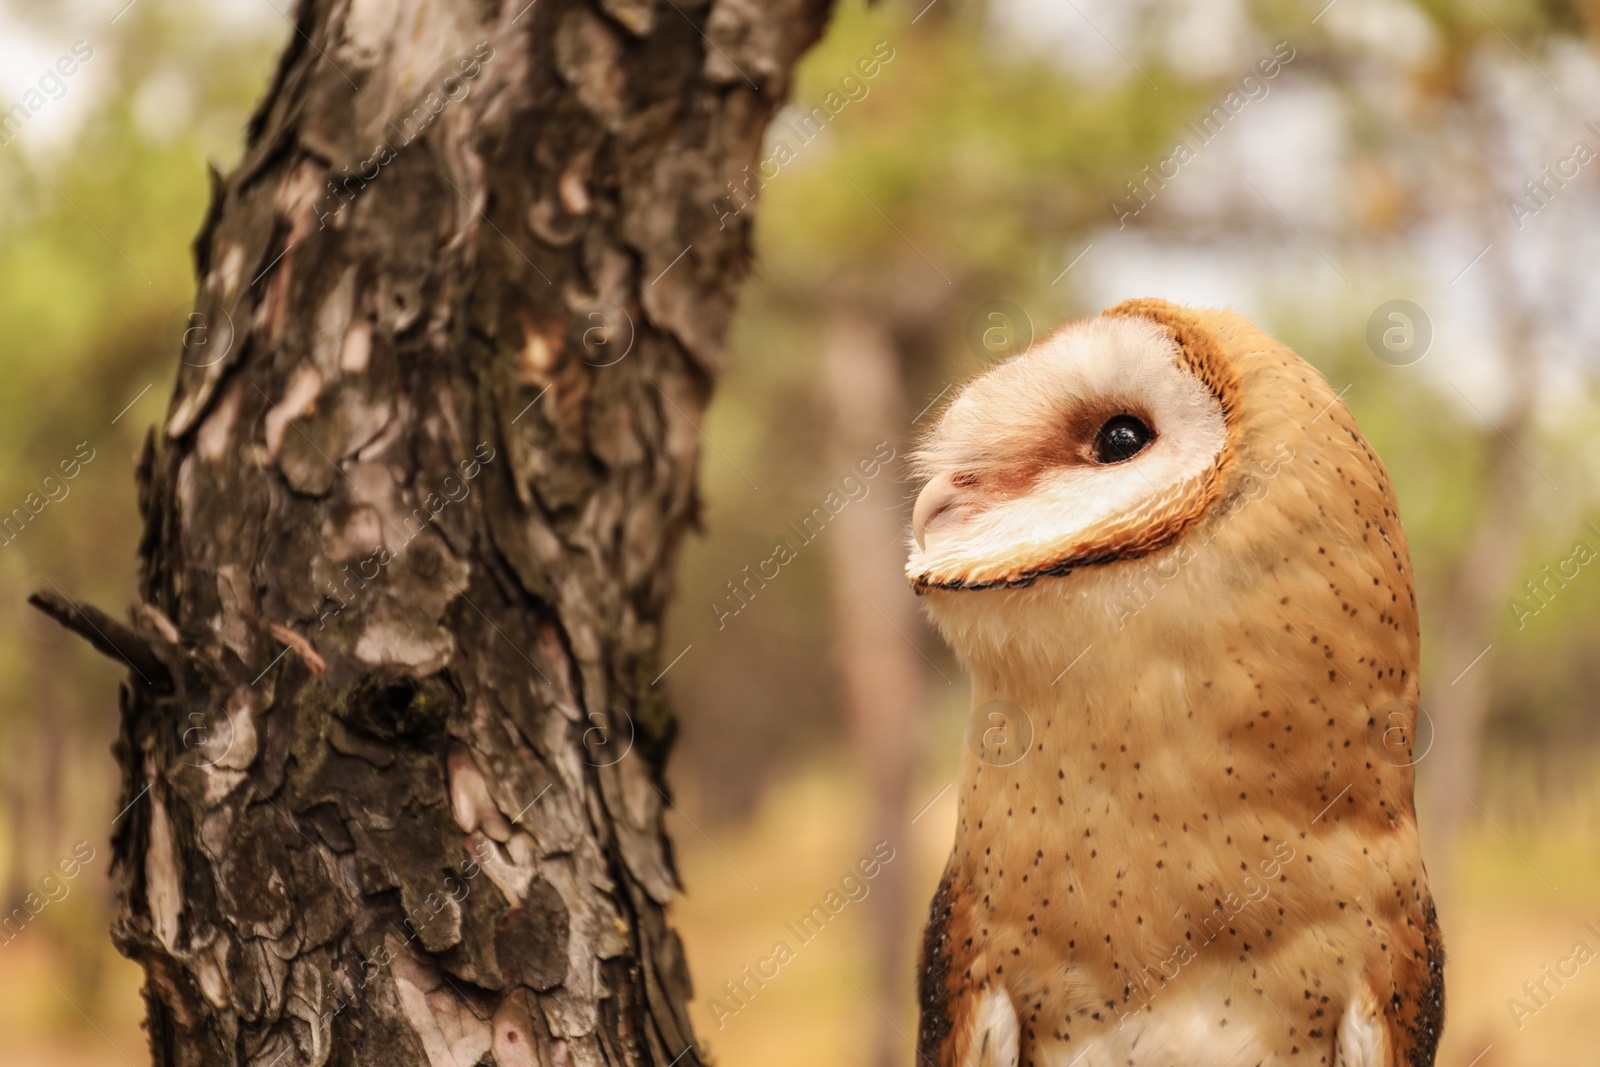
[
  {"xmin": 909, "ymin": 299, "xmax": 1244, "ymax": 591},
  {"xmin": 907, "ymin": 298, "xmax": 1411, "ymax": 676}
]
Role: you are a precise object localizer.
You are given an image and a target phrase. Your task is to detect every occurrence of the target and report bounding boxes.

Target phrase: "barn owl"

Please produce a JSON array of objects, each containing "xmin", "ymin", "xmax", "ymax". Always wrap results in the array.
[{"xmin": 907, "ymin": 299, "xmax": 1442, "ymax": 1067}]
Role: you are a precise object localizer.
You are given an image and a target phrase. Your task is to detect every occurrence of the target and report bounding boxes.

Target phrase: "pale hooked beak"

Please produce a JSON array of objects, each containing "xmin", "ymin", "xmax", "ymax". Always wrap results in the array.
[{"xmin": 912, "ymin": 471, "xmax": 966, "ymax": 551}]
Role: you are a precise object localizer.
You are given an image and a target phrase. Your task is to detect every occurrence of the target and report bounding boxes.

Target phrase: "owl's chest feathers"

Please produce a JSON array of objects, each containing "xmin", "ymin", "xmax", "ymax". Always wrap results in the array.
[
  {"xmin": 957, "ymin": 720, "xmax": 1302, "ymax": 982},
  {"xmin": 950, "ymin": 674, "xmax": 1415, "ymax": 1043}
]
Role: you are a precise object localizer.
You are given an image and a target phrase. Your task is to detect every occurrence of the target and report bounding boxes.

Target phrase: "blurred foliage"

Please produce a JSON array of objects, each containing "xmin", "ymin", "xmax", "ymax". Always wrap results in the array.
[
  {"xmin": 1, "ymin": 0, "xmax": 1598, "ymax": 1064},
  {"xmin": 757, "ymin": 3, "xmax": 1202, "ymax": 286},
  {"xmin": 0, "ymin": 0, "xmax": 283, "ymax": 1048}
]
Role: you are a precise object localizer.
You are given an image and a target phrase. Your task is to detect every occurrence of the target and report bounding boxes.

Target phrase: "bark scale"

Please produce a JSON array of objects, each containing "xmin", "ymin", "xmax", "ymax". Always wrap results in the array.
[{"xmin": 41, "ymin": 1, "xmax": 831, "ymax": 1063}]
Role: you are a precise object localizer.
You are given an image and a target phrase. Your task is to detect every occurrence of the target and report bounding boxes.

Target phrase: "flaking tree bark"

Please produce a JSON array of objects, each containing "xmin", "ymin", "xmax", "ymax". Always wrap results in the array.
[{"xmin": 32, "ymin": 0, "xmax": 832, "ymax": 1063}]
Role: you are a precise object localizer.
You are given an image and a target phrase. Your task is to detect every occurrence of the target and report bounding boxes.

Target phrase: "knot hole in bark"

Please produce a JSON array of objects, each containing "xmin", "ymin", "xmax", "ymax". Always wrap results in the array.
[{"xmin": 344, "ymin": 670, "xmax": 456, "ymax": 744}]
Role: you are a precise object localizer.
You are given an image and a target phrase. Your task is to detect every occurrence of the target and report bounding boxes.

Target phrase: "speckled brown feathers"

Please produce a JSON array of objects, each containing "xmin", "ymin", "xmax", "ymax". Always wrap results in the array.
[{"xmin": 909, "ymin": 300, "xmax": 1443, "ymax": 1067}]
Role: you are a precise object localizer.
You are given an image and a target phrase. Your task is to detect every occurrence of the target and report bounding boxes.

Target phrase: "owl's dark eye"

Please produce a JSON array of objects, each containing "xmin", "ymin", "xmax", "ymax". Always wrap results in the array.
[{"xmin": 1092, "ymin": 414, "xmax": 1155, "ymax": 464}]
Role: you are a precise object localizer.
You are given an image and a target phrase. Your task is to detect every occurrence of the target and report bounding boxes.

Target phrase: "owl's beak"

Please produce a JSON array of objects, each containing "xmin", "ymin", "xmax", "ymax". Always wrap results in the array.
[{"xmin": 912, "ymin": 471, "xmax": 966, "ymax": 551}]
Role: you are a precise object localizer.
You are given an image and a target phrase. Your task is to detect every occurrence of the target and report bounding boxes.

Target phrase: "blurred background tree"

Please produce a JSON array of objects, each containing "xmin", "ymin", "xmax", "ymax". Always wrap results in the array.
[{"xmin": 2, "ymin": 0, "xmax": 1598, "ymax": 1065}]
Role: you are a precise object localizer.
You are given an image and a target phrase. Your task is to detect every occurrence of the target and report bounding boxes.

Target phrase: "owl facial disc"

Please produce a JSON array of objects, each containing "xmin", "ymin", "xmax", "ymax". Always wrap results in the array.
[{"xmin": 908, "ymin": 310, "xmax": 1232, "ymax": 591}]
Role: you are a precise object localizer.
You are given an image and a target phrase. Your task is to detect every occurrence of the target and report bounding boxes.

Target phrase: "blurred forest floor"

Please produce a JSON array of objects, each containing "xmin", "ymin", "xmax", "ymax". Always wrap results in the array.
[{"xmin": 3, "ymin": 756, "xmax": 1599, "ymax": 1066}]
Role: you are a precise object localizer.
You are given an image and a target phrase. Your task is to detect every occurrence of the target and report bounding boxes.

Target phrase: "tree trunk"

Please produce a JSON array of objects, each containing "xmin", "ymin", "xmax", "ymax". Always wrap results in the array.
[
  {"xmin": 819, "ymin": 308, "xmax": 926, "ymax": 1067},
  {"xmin": 1417, "ymin": 90, "xmax": 1543, "ymax": 893},
  {"xmin": 35, "ymin": 1, "xmax": 832, "ymax": 1063}
]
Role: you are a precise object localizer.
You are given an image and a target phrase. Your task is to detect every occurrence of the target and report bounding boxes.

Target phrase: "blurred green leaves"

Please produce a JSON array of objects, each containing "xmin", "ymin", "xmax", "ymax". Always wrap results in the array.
[{"xmin": 755, "ymin": 1, "xmax": 1205, "ymax": 296}]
